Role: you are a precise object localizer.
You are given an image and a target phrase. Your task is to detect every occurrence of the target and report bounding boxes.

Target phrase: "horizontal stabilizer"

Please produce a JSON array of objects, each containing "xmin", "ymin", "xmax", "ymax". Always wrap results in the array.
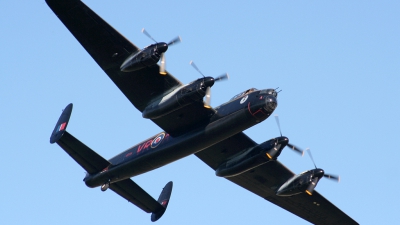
[
  {"xmin": 110, "ymin": 179, "xmax": 173, "ymax": 221},
  {"xmin": 50, "ymin": 104, "xmax": 110, "ymax": 174}
]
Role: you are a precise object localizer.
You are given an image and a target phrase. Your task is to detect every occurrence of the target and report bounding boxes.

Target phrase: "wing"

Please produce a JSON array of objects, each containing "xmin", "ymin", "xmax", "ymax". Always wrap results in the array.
[
  {"xmin": 195, "ymin": 132, "xmax": 258, "ymax": 168},
  {"xmin": 46, "ymin": 0, "xmax": 212, "ymax": 136},
  {"xmin": 195, "ymin": 132, "xmax": 358, "ymax": 225}
]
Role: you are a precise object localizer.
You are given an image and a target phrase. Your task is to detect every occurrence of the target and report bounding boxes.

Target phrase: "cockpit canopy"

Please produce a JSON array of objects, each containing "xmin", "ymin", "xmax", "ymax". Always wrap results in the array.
[
  {"xmin": 230, "ymin": 88, "xmax": 258, "ymax": 101},
  {"xmin": 230, "ymin": 88, "xmax": 278, "ymax": 101}
]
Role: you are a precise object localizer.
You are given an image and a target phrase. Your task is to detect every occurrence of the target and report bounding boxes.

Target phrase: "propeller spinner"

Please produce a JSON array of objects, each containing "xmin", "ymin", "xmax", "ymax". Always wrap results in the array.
[
  {"xmin": 274, "ymin": 115, "xmax": 304, "ymax": 156},
  {"xmin": 305, "ymin": 148, "xmax": 340, "ymax": 182},
  {"xmin": 142, "ymin": 28, "xmax": 181, "ymax": 75},
  {"xmin": 190, "ymin": 61, "xmax": 228, "ymax": 108}
]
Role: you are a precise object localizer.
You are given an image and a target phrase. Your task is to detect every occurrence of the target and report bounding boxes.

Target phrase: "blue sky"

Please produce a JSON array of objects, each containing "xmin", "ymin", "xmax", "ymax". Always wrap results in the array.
[{"xmin": 1, "ymin": 0, "xmax": 399, "ymax": 224}]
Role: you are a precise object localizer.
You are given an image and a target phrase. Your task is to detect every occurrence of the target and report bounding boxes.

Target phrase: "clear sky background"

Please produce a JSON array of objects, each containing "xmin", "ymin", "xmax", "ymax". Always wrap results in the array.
[{"xmin": 1, "ymin": 0, "xmax": 399, "ymax": 224}]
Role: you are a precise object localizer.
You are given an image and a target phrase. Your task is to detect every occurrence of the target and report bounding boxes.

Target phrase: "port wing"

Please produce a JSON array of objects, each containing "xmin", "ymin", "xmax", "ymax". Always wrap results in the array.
[{"xmin": 46, "ymin": 0, "xmax": 213, "ymax": 136}]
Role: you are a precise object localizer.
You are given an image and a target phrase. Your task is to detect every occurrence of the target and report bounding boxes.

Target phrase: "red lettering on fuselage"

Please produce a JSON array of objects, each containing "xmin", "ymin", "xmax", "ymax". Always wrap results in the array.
[
  {"xmin": 136, "ymin": 133, "xmax": 171, "ymax": 155},
  {"xmin": 144, "ymin": 140, "xmax": 152, "ymax": 149},
  {"xmin": 137, "ymin": 139, "xmax": 153, "ymax": 154}
]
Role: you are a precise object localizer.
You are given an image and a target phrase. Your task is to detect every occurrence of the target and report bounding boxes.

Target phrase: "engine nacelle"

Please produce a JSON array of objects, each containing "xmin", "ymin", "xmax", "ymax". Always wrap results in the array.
[
  {"xmin": 120, "ymin": 43, "xmax": 167, "ymax": 72},
  {"xmin": 276, "ymin": 169, "xmax": 324, "ymax": 197},
  {"xmin": 215, "ymin": 136, "xmax": 288, "ymax": 177},
  {"xmin": 142, "ymin": 77, "xmax": 214, "ymax": 119}
]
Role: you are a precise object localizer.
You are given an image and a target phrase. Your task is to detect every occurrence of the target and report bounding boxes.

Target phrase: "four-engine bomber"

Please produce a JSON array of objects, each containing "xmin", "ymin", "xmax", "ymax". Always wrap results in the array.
[{"xmin": 46, "ymin": 0, "xmax": 358, "ymax": 223}]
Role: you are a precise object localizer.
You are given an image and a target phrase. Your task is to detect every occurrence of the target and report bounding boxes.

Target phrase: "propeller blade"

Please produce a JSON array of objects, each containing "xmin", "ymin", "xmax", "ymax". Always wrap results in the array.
[
  {"xmin": 141, "ymin": 28, "xmax": 157, "ymax": 43},
  {"xmin": 204, "ymin": 86, "xmax": 211, "ymax": 108},
  {"xmin": 274, "ymin": 115, "xmax": 282, "ymax": 137},
  {"xmin": 286, "ymin": 143, "xmax": 304, "ymax": 155},
  {"xmin": 305, "ymin": 177, "xmax": 319, "ymax": 195},
  {"xmin": 273, "ymin": 115, "xmax": 304, "ymax": 156},
  {"xmin": 306, "ymin": 148, "xmax": 317, "ymax": 169},
  {"xmin": 159, "ymin": 53, "xmax": 166, "ymax": 75},
  {"xmin": 190, "ymin": 61, "xmax": 205, "ymax": 77},
  {"xmin": 324, "ymin": 174, "xmax": 340, "ymax": 182},
  {"xmin": 215, "ymin": 73, "xmax": 229, "ymax": 82},
  {"xmin": 168, "ymin": 36, "xmax": 182, "ymax": 46}
]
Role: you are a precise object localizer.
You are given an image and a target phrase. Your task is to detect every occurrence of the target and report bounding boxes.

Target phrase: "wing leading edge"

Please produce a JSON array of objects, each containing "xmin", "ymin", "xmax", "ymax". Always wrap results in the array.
[{"xmin": 196, "ymin": 132, "xmax": 358, "ymax": 225}]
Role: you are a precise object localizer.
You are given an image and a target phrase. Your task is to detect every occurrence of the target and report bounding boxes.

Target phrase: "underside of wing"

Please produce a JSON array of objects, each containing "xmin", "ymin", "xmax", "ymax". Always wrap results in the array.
[
  {"xmin": 196, "ymin": 133, "xmax": 358, "ymax": 225},
  {"xmin": 152, "ymin": 102, "xmax": 216, "ymax": 137},
  {"xmin": 195, "ymin": 132, "xmax": 257, "ymax": 169},
  {"xmin": 227, "ymin": 161, "xmax": 358, "ymax": 225},
  {"xmin": 46, "ymin": 0, "xmax": 182, "ymax": 112},
  {"xmin": 46, "ymin": 0, "xmax": 215, "ymax": 135}
]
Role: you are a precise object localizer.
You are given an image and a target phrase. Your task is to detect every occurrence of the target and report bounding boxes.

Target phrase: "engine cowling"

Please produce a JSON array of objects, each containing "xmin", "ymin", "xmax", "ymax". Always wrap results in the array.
[
  {"xmin": 215, "ymin": 136, "xmax": 288, "ymax": 177},
  {"xmin": 120, "ymin": 43, "xmax": 167, "ymax": 72},
  {"xmin": 142, "ymin": 77, "xmax": 214, "ymax": 119},
  {"xmin": 276, "ymin": 169, "xmax": 324, "ymax": 196}
]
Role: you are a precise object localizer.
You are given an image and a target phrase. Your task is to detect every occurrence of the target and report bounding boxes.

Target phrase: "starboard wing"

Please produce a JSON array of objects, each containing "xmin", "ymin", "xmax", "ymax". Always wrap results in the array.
[{"xmin": 195, "ymin": 132, "xmax": 358, "ymax": 225}]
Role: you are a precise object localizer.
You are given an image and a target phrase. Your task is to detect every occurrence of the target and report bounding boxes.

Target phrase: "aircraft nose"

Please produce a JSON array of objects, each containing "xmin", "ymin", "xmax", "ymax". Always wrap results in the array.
[
  {"xmin": 264, "ymin": 95, "xmax": 277, "ymax": 112},
  {"xmin": 157, "ymin": 42, "xmax": 168, "ymax": 53}
]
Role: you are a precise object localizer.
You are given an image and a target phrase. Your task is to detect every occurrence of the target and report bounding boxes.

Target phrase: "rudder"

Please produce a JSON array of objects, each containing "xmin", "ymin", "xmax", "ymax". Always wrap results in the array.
[{"xmin": 50, "ymin": 103, "xmax": 73, "ymax": 144}]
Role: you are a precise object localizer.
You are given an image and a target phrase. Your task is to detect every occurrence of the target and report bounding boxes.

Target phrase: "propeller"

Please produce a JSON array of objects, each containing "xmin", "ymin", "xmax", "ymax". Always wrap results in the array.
[
  {"xmin": 302, "ymin": 149, "xmax": 340, "ymax": 195},
  {"xmin": 190, "ymin": 61, "xmax": 229, "ymax": 108},
  {"xmin": 274, "ymin": 115, "xmax": 304, "ymax": 156},
  {"xmin": 159, "ymin": 53, "xmax": 166, "ymax": 74},
  {"xmin": 141, "ymin": 28, "xmax": 181, "ymax": 75},
  {"xmin": 167, "ymin": 36, "xmax": 182, "ymax": 46},
  {"xmin": 189, "ymin": 60, "xmax": 205, "ymax": 77},
  {"xmin": 204, "ymin": 87, "xmax": 211, "ymax": 109},
  {"xmin": 214, "ymin": 73, "xmax": 229, "ymax": 82},
  {"xmin": 273, "ymin": 115, "xmax": 340, "ymax": 182},
  {"xmin": 141, "ymin": 28, "xmax": 157, "ymax": 43},
  {"xmin": 305, "ymin": 148, "xmax": 340, "ymax": 182}
]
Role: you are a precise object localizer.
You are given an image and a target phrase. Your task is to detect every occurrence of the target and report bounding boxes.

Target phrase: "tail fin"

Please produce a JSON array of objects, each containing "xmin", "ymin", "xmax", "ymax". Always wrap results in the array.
[
  {"xmin": 50, "ymin": 103, "xmax": 109, "ymax": 174},
  {"xmin": 151, "ymin": 181, "xmax": 173, "ymax": 222},
  {"xmin": 50, "ymin": 103, "xmax": 73, "ymax": 144}
]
